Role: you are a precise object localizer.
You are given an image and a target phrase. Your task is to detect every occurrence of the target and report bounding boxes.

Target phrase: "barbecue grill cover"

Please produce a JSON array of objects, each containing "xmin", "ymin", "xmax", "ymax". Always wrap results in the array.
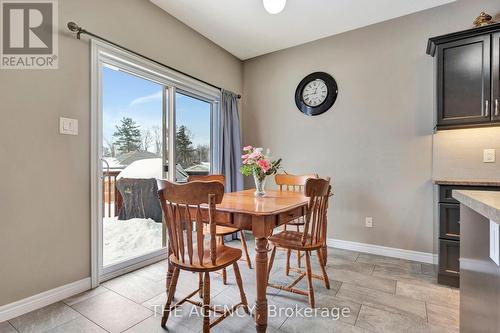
[{"xmin": 116, "ymin": 178, "xmax": 162, "ymax": 223}]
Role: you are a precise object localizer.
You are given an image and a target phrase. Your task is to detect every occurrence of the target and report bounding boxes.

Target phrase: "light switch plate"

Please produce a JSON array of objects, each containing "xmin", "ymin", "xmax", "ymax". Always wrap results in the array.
[
  {"xmin": 60, "ymin": 117, "xmax": 78, "ymax": 135},
  {"xmin": 484, "ymin": 149, "xmax": 496, "ymax": 163},
  {"xmin": 365, "ymin": 217, "xmax": 373, "ymax": 228},
  {"xmin": 490, "ymin": 220, "xmax": 499, "ymax": 266}
]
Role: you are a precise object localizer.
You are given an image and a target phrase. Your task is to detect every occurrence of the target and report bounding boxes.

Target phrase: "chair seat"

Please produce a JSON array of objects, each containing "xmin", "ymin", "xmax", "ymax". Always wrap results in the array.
[
  {"xmin": 268, "ymin": 231, "xmax": 321, "ymax": 251},
  {"xmin": 170, "ymin": 245, "xmax": 242, "ymax": 272},
  {"xmin": 203, "ymin": 225, "xmax": 240, "ymax": 236}
]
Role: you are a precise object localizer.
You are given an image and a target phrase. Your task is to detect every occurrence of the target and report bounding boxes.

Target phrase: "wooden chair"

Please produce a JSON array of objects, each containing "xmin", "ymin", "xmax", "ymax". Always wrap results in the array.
[
  {"xmin": 275, "ymin": 173, "xmax": 318, "ymax": 274},
  {"xmin": 267, "ymin": 178, "xmax": 332, "ymax": 308},
  {"xmin": 158, "ymin": 180, "xmax": 249, "ymax": 332},
  {"xmin": 188, "ymin": 175, "xmax": 252, "ymax": 285}
]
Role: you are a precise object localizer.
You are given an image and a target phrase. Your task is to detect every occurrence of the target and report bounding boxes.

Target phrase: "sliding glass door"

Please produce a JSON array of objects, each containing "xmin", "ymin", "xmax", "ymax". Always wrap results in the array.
[{"xmin": 92, "ymin": 40, "xmax": 220, "ymax": 282}]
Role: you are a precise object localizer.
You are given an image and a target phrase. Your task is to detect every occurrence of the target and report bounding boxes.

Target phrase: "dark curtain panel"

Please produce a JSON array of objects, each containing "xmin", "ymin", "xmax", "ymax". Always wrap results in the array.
[{"xmin": 219, "ymin": 90, "xmax": 244, "ymax": 192}]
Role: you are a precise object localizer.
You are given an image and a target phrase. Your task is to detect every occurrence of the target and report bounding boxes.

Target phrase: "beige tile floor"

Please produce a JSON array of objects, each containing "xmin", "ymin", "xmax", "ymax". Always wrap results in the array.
[{"xmin": 0, "ymin": 237, "xmax": 459, "ymax": 333}]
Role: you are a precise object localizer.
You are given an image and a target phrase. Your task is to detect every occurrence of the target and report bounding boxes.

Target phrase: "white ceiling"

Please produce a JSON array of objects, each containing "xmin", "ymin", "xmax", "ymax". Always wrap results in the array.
[{"xmin": 151, "ymin": 0, "xmax": 455, "ymax": 60}]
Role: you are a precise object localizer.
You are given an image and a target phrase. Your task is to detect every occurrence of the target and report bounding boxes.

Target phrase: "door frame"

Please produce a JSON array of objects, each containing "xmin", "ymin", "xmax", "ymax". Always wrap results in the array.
[{"xmin": 90, "ymin": 39, "xmax": 220, "ymax": 287}]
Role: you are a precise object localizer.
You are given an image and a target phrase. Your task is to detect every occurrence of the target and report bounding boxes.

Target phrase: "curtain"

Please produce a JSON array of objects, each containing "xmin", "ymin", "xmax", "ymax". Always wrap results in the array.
[{"xmin": 218, "ymin": 90, "xmax": 244, "ymax": 192}]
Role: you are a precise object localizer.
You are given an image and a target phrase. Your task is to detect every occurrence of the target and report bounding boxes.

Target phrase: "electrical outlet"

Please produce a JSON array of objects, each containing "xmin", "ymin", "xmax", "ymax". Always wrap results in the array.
[
  {"xmin": 365, "ymin": 217, "xmax": 373, "ymax": 228},
  {"xmin": 484, "ymin": 149, "xmax": 496, "ymax": 163}
]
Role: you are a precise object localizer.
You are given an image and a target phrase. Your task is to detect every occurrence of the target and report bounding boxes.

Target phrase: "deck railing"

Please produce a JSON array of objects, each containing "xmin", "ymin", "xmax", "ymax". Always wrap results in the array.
[{"xmin": 102, "ymin": 170, "xmax": 122, "ymax": 218}]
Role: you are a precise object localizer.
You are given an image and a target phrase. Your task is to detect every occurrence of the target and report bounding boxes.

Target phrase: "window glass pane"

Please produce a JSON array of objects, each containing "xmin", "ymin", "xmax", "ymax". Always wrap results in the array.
[
  {"xmin": 101, "ymin": 64, "xmax": 164, "ymax": 267},
  {"xmin": 175, "ymin": 92, "xmax": 212, "ymax": 182}
]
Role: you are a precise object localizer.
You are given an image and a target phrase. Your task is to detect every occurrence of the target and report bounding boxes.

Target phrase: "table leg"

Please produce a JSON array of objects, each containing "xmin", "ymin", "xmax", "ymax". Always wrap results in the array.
[{"xmin": 255, "ymin": 236, "xmax": 268, "ymax": 333}]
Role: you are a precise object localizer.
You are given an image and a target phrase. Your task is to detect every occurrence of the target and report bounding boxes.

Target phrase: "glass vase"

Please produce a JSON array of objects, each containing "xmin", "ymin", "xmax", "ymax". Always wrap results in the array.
[{"xmin": 253, "ymin": 172, "xmax": 267, "ymax": 197}]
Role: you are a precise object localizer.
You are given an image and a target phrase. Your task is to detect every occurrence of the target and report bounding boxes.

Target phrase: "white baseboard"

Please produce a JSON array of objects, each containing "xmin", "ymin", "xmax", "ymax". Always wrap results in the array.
[
  {"xmin": 0, "ymin": 278, "xmax": 91, "ymax": 322},
  {"xmin": 327, "ymin": 238, "xmax": 437, "ymax": 264}
]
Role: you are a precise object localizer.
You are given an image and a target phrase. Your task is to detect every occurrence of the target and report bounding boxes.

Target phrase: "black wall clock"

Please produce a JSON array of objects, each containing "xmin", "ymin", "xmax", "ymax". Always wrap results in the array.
[{"xmin": 295, "ymin": 72, "xmax": 338, "ymax": 116}]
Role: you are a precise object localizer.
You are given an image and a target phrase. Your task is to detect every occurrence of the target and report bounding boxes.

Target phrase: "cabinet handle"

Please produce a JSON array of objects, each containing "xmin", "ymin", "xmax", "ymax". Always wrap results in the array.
[
  {"xmin": 496, "ymin": 99, "xmax": 499, "ymax": 117},
  {"xmin": 485, "ymin": 100, "xmax": 489, "ymax": 117}
]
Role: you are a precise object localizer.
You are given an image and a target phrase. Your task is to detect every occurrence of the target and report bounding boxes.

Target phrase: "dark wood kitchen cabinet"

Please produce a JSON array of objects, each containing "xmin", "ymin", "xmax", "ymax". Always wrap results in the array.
[
  {"xmin": 492, "ymin": 32, "xmax": 500, "ymax": 123},
  {"xmin": 436, "ymin": 183, "xmax": 500, "ymax": 287},
  {"xmin": 428, "ymin": 23, "xmax": 500, "ymax": 130},
  {"xmin": 437, "ymin": 185, "xmax": 461, "ymax": 287}
]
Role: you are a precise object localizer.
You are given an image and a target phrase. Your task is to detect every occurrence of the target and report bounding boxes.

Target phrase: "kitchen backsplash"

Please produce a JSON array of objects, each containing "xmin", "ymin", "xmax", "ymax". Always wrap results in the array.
[{"xmin": 433, "ymin": 127, "xmax": 500, "ymax": 180}]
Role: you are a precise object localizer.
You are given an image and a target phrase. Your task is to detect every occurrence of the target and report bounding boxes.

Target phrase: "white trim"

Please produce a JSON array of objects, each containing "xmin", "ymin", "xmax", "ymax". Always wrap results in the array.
[
  {"xmin": 327, "ymin": 238, "xmax": 437, "ymax": 264},
  {"xmin": 0, "ymin": 278, "xmax": 91, "ymax": 322},
  {"xmin": 90, "ymin": 40, "xmax": 101, "ymax": 288},
  {"xmin": 93, "ymin": 39, "xmax": 220, "ymax": 100},
  {"xmin": 100, "ymin": 253, "xmax": 167, "ymax": 283},
  {"xmin": 167, "ymin": 85, "xmax": 176, "ymax": 181},
  {"xmin": 101, "ymin": 248, "xmax": 166, "ymax": 276}
]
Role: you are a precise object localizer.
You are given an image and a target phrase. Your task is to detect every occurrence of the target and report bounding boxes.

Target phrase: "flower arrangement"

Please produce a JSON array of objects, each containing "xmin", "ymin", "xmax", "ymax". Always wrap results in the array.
[{"xmin": 240, "ymin": 145, "xmax": 282, "ymax": 196}]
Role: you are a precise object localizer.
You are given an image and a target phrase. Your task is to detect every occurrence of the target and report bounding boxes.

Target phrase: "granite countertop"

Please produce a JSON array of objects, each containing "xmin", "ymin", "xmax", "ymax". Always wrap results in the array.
[
  {"xmin": 433, "ymin": 178, "xmax": 500, "ymax": 186},
  {"xmin": 453, "ymin": 190, "xmax": 500, "ymax": 222}
]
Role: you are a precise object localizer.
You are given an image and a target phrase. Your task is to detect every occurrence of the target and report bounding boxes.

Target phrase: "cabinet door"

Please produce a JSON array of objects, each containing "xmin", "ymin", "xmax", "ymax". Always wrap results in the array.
[
  {"xmin": 438, "ymin": 239, "xmax": 460, "ymax": 287},
  {"xmin": 437, "ymin": 35, "xmax": 491, "ymax": 128},
  {"xmin": 492, "ymin": 32, "xmax": 500, "ymax": 123},
  {"xmin": 439, "ymin": 203, "xmax": 460, "ymax": 240}
]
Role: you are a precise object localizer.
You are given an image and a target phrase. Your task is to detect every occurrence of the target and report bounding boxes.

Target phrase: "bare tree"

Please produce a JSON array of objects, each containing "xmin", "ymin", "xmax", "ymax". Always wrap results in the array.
[
  {"xmin": 104, "ymin": 138, "xmax": 116, "ymax": 157},
  {"xmin": 142, "ymin": 128, "xmax": 152, "ymax": 152},
  {"xmin": 195, "ymin": 144, "xmax": 210, "ymax": 163},
  {"xmin": 152, "ymin": 126, "xmax": 162, "ymax": 156}
]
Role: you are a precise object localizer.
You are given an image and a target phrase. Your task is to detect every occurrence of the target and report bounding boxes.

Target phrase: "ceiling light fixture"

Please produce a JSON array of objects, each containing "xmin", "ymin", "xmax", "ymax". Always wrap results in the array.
[{"xmin": 263, "ymin": 0, "xmax": 286, "ymax": 14}]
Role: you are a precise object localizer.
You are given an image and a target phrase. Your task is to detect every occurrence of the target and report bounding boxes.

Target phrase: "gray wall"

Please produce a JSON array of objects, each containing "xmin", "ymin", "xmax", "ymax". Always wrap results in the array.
[
  {"xmin": 242, "ymin": 0, "xmax": 500, "ymax": 254},
  {"xmin": 0, "ymin": 0, "xmax": 242, "ymax": 306}
]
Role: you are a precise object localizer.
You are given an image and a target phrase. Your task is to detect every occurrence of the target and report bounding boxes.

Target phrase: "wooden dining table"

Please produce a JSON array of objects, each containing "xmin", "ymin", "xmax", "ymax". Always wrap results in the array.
[{"xmin": 166, "ymin": 188, "xmax": 310, "ymax": 332}]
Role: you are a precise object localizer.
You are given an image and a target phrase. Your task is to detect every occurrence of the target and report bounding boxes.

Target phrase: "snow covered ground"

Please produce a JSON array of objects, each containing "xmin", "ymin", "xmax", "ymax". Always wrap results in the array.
[{"xmin": 103, "ymin": 217, "xmax": 163, "ymax": 266}]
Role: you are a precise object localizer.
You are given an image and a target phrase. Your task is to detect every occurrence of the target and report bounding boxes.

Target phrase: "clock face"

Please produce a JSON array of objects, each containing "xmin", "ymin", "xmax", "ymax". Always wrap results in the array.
[
  {"xmin": 295, "ymin": 72, "xmax": 338, "ymax": 116},
  {"xmin": 302, "ymin": 79, "xmax": 328, "ymax": 107}
]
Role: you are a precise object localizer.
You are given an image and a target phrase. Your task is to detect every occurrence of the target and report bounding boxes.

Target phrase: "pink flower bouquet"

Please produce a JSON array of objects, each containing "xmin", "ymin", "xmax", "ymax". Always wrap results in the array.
[{"xmin": 240, "ymin": 146, "xmax": 282, "ymax": 196}]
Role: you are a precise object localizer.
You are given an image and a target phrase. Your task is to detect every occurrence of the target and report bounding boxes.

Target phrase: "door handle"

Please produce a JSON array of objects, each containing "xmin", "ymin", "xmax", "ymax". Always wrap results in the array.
[
  {"xmin": 495, "ymin": 99, "xmax": 499, "ymax": 117},
  {"xmin": 485, "ymin": 100, "xmax": 490, "ymax": 117}
]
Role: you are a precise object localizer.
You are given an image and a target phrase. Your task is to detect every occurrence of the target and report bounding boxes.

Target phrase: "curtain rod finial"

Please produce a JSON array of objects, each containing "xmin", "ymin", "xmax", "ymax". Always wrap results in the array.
[{"xmin": 67, "ymin": 21, "xmax": 81, "ymax": 33}]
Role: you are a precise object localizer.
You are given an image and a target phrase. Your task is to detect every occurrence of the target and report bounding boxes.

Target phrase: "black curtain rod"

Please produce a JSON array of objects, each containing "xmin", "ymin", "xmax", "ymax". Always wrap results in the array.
[{"xmin": 66, "ymin": 22, "xmax": 241, "ymax": 99}]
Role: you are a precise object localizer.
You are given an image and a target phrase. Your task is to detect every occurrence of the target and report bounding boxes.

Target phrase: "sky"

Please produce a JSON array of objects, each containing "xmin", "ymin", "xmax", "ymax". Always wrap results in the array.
[{"xmin": 102, "ymin": 65, "xmax": 212, "ymax": 153}]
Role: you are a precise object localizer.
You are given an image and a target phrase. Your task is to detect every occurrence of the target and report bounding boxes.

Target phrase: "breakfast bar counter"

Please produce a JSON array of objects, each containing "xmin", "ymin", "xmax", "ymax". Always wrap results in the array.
[
  {"xmin": 452, "ymin": 190, "xmax": 500, "ymax": 333},
  {"xmin": 453, "ymin": 190, "xmax": 500, "ymax": 222}
]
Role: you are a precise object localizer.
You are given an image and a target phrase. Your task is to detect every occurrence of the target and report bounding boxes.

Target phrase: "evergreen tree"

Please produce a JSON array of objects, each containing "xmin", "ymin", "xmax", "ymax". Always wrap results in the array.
[
  {"xmin": 113, "ymin": 117, "xmax": 142, "ymax": 154},
  {"xmin": 176, "ymin": 125, "xmax": 194, "ymax": 167}
]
